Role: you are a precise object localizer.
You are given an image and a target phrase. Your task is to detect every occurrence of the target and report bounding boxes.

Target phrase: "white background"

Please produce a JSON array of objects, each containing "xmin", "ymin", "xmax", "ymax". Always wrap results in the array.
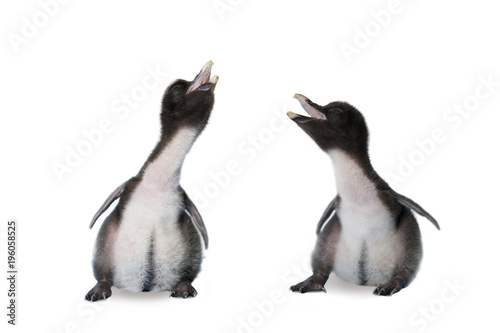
[{"xmin": 1, "ymin": 0, "xmax": 499, "ymax": 332}]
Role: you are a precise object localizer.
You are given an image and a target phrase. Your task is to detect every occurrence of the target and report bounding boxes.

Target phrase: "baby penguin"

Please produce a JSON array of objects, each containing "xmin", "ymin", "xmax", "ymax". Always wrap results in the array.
[
  {"xmin": 288, "ymin": 94, "xmax": 440, "ymax": 296},
  {"xmin": 85, "ymin": 61, "xmax": 218, "ymax": 301}
]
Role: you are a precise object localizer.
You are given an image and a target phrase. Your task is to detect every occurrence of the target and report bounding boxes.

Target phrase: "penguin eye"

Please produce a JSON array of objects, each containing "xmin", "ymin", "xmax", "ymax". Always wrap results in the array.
[
  {"xmin": 331, "ymin": 108, "xmax": 343, "ymax": 114},
  {"xmin": 170, "ymin": 86, "xmax": 182, "ymax": 103}
]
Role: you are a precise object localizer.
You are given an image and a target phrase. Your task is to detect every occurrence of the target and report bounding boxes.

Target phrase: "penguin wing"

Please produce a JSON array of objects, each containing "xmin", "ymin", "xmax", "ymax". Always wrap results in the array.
[
  {"xmin": 89, "ymin": 179, "xmax": 130, "ymax": 229},
  {"xmin": 316, "ymin": 195, "xmax": 338, "ymax": 235},
  {"xmin": 392, "ymin": 191, "xmax": 441, "ymax": 230},
  {"xmin": 183, "ymin": 192, "xmax": 209, "ymax": 249}
]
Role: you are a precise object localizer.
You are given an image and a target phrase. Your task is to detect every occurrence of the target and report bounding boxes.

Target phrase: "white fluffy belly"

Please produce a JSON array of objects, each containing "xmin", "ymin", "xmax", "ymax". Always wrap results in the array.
[
  {"xmin": 333, "ymin": 202, "xmax": 400, "ymax": 286},
  {"xmin": 111, "ymin": 185, "xmax": 186, "ymax": 292},
  {"xmin": 333, "ymin": 227, "xmax": 399, "ymax": 286}
]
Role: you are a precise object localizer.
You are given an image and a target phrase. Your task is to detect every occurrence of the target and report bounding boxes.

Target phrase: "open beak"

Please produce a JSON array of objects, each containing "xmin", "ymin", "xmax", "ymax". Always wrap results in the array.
[
  {"xmin": 287, "ymin": 93, "xmax": 326, "ymax": 123},
  {"xmin": 187, "ymin": 60, "xmax": 219, "ymax": 94}
]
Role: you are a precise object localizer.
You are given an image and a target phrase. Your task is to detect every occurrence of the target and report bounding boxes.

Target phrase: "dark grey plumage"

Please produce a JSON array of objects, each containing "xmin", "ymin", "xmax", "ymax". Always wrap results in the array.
[
  {"xmin": 85, "ymin": 62, "xmax": 218, "ymax": 301},
  {"xmin": 288, "ymin": 94, "xmax": 439, "ymax": 296}
]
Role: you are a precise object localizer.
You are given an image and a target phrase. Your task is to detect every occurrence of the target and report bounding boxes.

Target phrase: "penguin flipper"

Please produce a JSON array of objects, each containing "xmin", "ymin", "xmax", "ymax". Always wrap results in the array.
[
  {"xmin": 316, "ymin": 195, "xmax": 338, "ymax": 235},
  {"xmin": 89, "ymin": 179, "xmax": 130, "ymax": 229},
  {"xmin": 392, "ymin": 191, "xmax": 440, "ymax": 230},
  {"xmin": 184, "ymin": 192, "xmax": 209, "ymax": 249}
]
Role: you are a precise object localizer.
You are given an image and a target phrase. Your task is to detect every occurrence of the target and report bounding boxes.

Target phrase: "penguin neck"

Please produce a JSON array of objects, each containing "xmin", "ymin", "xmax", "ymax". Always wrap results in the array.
[
  {"xmin": 328, "ymin": 149, "xmax": 379, "ymax": 205},
  {"xmin": 140, "ymin": 126, "xmax": 199, "ymax": 189}
]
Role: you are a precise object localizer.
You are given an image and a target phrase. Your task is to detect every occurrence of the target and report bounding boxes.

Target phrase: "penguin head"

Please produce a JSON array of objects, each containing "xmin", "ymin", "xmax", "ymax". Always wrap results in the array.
[
  {"xmin": 160, "ymin": 61, "xmax": 218, "ymax": 134},
  {"xmin": 287, "ymin": 94, "xmax": 369, "ymax": 153}
]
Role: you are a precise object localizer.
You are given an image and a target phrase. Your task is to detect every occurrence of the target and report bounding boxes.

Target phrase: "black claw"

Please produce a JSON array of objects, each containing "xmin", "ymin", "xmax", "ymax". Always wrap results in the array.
[
  {"xmin": 85, "ymin": 281, "xmax": 113, "ymax": 302},
  {"xmin": 374, "ymin": 277, "xmax": 405, "ymax": 296},
  {"xmin": 374, "ymin": 284, "xmax": 402, "ymax": 296},
  {"xmin": 290, "ymin": 275, "xmax": 329, "ymax": 294},
  {"xmin": 171, "ymin": 281, "xmax": 197, "ymax": 299}
]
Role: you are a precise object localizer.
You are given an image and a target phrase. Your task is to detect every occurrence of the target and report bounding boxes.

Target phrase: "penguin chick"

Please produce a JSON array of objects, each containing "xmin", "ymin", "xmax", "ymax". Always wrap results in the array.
[
  {"xmin": 85, "ymin": 61, "xmax": 219, "ymax": 301},
  {"xmin": 288, "ymin": 94, "xmax": 439, "ymax": 296}
]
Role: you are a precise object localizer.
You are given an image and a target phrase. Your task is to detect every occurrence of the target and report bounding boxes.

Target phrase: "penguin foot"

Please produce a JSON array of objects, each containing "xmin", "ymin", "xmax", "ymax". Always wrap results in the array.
[
  {"xmin": 290, "ymin": 275, "xmax": 327, "ymax": 294},
  {"xmin": 171, "ymin": 280, "xmax": 198, "ymax": 299},
  {"xmin": 373, "ymin": 277, "xmax": 405, "ymax": 296},
  {"xmin": 85, "ymin": 280, "xmax": 112, "ymax": 302}
]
